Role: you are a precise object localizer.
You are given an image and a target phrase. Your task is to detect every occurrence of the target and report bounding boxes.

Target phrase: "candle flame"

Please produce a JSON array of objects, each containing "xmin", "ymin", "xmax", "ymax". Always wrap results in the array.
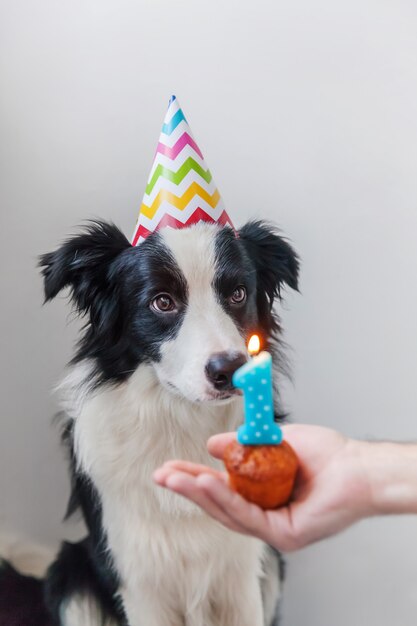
[{"xmin": 248, "ymin": 334, "xmax": 260, "ymax": 356}]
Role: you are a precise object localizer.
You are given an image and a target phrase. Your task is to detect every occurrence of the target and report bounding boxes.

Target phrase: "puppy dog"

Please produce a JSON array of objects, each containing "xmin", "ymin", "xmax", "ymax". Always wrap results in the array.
[{"xmin": 36, "ymin": 219, "xmax": 298, "ymax": 626}]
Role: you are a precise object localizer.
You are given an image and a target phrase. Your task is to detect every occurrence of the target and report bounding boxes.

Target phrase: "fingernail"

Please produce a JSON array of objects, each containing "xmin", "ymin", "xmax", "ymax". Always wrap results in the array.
[
  {"xmin": 165, "ymin": 474, "xmax": 180, "ymax": 490},
  {"xmin": 196, "ymin": 473, "xmax": 217, "ymax": 486},
  {"xmin": 165, "ymin": 471, "xmax": 191, "ymax": 490},
  {"xmin": 153, "ymin": 469, "xmax": 165, "ymax": 484}
]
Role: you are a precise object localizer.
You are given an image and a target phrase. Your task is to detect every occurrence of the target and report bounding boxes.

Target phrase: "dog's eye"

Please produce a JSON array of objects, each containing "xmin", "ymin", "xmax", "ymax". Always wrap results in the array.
[
  {"xmin": 151, "ymin": 294, "xmax": 176, "ymax": 313},
  {"xmin": 229, "ymin": 286, "xmax": 247, "ymax": 305}
]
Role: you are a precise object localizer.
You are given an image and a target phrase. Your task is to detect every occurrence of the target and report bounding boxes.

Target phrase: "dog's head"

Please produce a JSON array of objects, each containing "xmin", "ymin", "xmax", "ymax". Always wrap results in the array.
[{"xmin": 40, "ymin": 221, "xmax": 299, "ymax": 403}]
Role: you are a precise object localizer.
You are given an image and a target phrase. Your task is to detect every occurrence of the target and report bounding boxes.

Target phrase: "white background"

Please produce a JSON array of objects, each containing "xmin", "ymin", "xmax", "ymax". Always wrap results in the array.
[{"xmin": 1, "ymin": 1, "xmax": 417, "ymax": 624}]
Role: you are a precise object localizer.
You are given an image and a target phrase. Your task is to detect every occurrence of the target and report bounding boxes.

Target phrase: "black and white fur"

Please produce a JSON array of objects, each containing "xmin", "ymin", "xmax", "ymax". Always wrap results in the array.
[{"xmin": 24, "ymin": 220, "xmax": 298, "ymax": 625}]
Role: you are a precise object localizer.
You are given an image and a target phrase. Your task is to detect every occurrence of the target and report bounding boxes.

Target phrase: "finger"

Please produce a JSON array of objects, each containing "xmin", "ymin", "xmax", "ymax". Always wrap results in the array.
[
  {"xmin": 153, "ymin": 466, "xmax": 174, "ymax": 486},
  {"xmin": 263, "ymin": 506, "xmax": 302, "ymax": 552},
  {"xmin": 154, "ymin": 463, "xmax": 199, "ymax": 486},
  {"xmin": 153, "ymin": 462, "xmax": 226, "ymax": 487},
  {"xmin": 207, "ymin": 432, "xmax": 237, "ymax": 459},
  {"xmin": 197, "ymin": 475, "xmax": 302, "ymax": 552},
  {"xmin": 161, "ymin": 460, "xmax": 226, "ymax": 480},
  {"xmin": 164, "ymin": 472, "xmax": 251, "ymax": 535},
  {"xmin": 196, "ymin": 474, "xmax": 275, "ymax": 541},
  {"xmin": 199, "ymin": 474, "xmax": 303, "ymax": 551}
]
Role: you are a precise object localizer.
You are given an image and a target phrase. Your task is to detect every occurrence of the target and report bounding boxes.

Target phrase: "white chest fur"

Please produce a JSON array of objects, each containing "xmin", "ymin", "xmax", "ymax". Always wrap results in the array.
[{"xmin": 66, "ymin": 363, "xmax": 267, "ymax": 626}]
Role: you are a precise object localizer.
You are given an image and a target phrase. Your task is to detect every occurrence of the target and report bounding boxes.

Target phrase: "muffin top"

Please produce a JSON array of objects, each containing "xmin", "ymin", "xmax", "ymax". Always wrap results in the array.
[{"xmin": 224, "ymin": 440, "xmax": 298, "ymax": 482}]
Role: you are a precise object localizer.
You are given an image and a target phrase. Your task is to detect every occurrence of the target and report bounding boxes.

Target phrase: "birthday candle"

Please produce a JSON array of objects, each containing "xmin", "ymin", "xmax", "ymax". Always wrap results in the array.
[{"xmin": 232, "ymin": 336, "xmax": 282, "ymax": 445}]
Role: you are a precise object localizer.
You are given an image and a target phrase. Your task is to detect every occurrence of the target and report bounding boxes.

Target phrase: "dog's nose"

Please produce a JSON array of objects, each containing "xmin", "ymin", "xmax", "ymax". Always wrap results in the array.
[{"xmin": 205, "ymin": 352, "xmax": 247, "ymax": 391}]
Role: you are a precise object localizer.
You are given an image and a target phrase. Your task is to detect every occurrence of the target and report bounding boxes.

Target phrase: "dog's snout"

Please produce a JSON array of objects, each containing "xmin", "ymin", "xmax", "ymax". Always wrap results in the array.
[{"xmin": 205, "ymin": 352, "xmax": 247, "ymax": 391}]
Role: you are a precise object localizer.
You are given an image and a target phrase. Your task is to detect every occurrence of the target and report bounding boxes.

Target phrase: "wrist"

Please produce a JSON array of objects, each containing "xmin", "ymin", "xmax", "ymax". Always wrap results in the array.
[{"xmin": 357, "ymin": 440, "xmax": 417, "ymax": 516}]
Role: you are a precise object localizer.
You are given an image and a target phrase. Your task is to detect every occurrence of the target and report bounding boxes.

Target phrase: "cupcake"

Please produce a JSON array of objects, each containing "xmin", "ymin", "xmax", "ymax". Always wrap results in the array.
[{"xmin": 223, "ymin": 440, "xmax": 298, "ymax": 509}]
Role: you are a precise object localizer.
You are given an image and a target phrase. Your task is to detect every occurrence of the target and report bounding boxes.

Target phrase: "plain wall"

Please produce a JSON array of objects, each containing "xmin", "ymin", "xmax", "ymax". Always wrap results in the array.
[{"xmin": 1, "ymin": 1, "xmax": 417, "ymax": 624}]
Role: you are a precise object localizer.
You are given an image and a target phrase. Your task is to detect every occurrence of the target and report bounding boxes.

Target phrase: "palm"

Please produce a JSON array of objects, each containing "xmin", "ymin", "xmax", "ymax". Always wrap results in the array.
[{"xmin": 263, "ymin": 426, "xmax": 370, "ymax": 549}]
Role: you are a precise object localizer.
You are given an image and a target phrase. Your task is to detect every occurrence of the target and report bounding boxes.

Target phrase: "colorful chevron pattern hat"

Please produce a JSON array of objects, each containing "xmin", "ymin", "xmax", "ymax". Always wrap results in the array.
[{"xmin": 132, "ymin": 95, "xmax": 234, "ymax": 245}]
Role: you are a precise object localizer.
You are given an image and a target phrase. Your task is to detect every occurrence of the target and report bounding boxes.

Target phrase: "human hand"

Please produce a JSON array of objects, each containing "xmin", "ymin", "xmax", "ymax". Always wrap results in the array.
[{"xmin": 153, "ymin": 425, "xmax": 374, "ymax": 552}]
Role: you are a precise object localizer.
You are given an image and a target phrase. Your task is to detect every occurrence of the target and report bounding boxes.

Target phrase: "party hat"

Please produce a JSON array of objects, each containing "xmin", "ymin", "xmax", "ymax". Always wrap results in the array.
[{"xmin": 132, "ymin": 96, "xmax": 233, "ymax": 245}]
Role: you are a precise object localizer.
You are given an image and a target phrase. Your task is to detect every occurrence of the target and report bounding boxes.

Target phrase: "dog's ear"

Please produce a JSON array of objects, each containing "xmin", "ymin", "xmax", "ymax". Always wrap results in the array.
[
  {"xmin": 39, "ymin": 221, "xmax": 131, "ymax": 317},
  {"xmin": 238, "ymin": 220, "xmax": 299, "ymax": 306}
]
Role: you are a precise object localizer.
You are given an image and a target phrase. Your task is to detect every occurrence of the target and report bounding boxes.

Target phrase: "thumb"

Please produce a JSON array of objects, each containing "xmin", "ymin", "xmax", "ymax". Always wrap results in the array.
[{"xmin": 207, "ymin": 432, "xmax": 237, "ymax": 459}]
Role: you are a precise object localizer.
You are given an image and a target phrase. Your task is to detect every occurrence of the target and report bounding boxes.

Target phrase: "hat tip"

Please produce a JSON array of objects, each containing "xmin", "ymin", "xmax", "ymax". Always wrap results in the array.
[{"xmin": 168, "ymin": 94, "xmax": 177, "ymax": 106}]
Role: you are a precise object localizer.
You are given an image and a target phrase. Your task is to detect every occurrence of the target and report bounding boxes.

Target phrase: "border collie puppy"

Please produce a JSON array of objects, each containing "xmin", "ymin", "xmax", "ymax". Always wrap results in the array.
[{"xmin": 38, "ymin": 219, "xmax": 299, "ymax": 626}]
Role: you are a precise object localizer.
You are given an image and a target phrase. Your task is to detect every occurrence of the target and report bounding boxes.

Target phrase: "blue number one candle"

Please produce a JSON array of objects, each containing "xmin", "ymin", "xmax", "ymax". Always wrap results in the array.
[{"xmin": 232, "ymin": 335, "xmax": 283, "ymax": 445}]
